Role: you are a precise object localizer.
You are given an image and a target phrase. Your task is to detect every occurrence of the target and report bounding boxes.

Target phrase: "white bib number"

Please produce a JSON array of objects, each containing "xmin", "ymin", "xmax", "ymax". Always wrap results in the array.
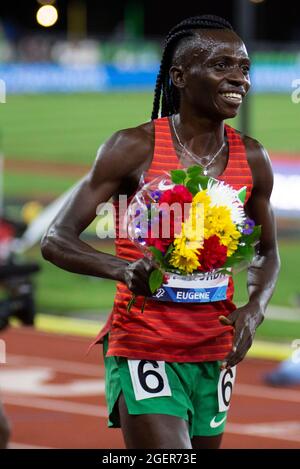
[
  {"xmin": 218, "ymin": 366, "xmax": 236, "ymax": 412},
  {"xmin": 127, "ymin": 359, "xmax": 172, "ymax": 401}
]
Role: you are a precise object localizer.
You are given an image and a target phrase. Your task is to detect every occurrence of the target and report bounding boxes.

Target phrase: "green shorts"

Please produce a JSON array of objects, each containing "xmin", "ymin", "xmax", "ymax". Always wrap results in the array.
[{"xmin": 103, "ymin": 334, "xmax": 234, "ymax": 438}]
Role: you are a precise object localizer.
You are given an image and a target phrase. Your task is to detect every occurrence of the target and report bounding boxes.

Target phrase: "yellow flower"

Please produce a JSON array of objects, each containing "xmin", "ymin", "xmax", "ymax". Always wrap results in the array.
[
  {"xmin": 180, "ymin": 191, "xmax": 206, "ymax": 246},
  {"xmin": 221, "ymin": 230, "xmax": 241, "ymax": 256},
  {"xmin": 170, "ymin": 226, "xmax": 200, "ymax": 274},
  {"xmin": 169, "ymin": 193, "xmax": 242, "ymax": 273},
  {"xmin": 192, "ymin": 190, "xmax": 211, "ymax": 211},
  {"xmin": 170, "ymin": 244, "xmax": 200, "ymax": 274},
  {"xmin": 204, "ymin": 205, "xmax": 241, "ymax": 256},
  {"xmin": 183, "ymin": 216, "xmax": 204, "ymax": 249}
]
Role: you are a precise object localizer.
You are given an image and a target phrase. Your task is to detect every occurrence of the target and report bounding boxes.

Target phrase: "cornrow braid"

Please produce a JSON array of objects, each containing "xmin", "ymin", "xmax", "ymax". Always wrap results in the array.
[{"xmin": 151, "ymin": 15, "xmax": 234, "ymax": 120}]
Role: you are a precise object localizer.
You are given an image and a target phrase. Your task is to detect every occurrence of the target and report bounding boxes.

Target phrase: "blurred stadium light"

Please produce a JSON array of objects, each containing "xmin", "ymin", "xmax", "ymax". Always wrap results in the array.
[{"xmin": 36, "ymin": 4, "xmax": 58, "ymax": 28}]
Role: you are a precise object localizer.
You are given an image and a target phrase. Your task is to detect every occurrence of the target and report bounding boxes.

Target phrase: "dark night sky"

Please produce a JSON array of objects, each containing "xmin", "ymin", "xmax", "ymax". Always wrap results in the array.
[{"xmin": 0, "ymin": 0, "xmax": 300, "ymax": 43}]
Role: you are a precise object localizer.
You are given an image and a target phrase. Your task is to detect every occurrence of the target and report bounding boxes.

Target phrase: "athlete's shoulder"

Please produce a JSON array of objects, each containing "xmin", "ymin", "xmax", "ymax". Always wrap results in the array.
[
  {"xmin": 230, "ymin": 127, "xmax": 272, "ymax": 168},
  {"xmin": 232, "ymin": 128, "xmax": 274, "ymax": 192},
  {"xmin": 94, "ymin": 120, "xmax": 154, "ymax": 174},
  {"xmin": 110, "ymin": 120, "xmax": 154, "ymax": 150}
]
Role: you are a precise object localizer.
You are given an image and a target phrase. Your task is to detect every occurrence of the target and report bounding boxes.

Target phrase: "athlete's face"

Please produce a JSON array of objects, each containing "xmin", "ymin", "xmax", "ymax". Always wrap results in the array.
[{"xmin": 170, "ymin": 29, "xmax": 251, "ymax": 119}]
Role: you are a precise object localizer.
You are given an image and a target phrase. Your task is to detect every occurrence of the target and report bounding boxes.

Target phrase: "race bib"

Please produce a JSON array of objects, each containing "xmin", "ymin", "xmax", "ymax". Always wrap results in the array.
[
  {"xmin": 218, "ymin": 366, "xmax": 236, "ymax": 412},
  {"xmin": 127, "ymin": 359, "xmax": 172, "ymax": 401},
  {"xmin": 151, "ymin": 271, "xmax": 230, "ymax": 303}
]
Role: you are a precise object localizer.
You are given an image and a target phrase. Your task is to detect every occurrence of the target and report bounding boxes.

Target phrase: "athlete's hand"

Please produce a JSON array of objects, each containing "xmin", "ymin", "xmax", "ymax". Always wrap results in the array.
[
  {"xmin": 123, "ymin": 257, "xmax": 156, "ymax": 297},
  {"xmin": 218, "ymin": 304, "xmax": 264, "ymax": 370}
]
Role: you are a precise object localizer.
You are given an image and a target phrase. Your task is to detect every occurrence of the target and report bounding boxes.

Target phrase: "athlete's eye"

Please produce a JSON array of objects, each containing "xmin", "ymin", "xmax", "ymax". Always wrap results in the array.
[
  {"xmin": 215, "ymin": 62, "xmax": 227, "ymax": 70},
  {"xmin": 241, "ymin": 64, "xmax": 250, "ymax": 74}
]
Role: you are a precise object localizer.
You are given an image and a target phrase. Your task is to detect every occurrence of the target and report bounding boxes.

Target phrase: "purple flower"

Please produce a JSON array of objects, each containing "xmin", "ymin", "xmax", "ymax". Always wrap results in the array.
[
  {"xmin": 150, "ymin": 190, "xmax": 162, "ymax": 201},
  {"xmin": 243, "ymin": 218, "xmax": 255, "ymax": 235}
]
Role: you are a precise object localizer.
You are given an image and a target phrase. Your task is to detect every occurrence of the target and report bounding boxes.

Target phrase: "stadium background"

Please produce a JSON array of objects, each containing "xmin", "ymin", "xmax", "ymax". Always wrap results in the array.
[{"xmin": 0, "ymin": 0, "xmax": 300, "ymax": 449}]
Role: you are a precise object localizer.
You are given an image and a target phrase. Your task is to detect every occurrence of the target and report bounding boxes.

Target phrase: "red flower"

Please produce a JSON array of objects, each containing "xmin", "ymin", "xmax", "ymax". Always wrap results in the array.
[
  {"xmin": 146, "ymin": 236, "xmax": 168, "ymax": 253},
  {"xmin": 159, "ymin": 185, "xmax": 192, "ymax": 237},
  {"xmin": 197, "ymin": 235, "xmax": 228, "ymax": 272},
  {"xmin": 144, "ymin": 185, "xmax": 192, "ymax": 252},
  {"xmin": 0, "ymin": 221, "xmax": 15, "ymax": 242},
  {"xmin": 163, "ymin": 273, "xmax": 170, "ymax": 284},
  {"xmin": 160, "ymin": 185, "xmax": 193, "ymax": 213}
]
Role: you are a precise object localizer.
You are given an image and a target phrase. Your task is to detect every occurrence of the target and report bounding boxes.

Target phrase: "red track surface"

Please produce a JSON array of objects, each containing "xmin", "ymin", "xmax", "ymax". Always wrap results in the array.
[{"xmin": 1, "ymin": 327, "xmax": 300, "ymax": 449}]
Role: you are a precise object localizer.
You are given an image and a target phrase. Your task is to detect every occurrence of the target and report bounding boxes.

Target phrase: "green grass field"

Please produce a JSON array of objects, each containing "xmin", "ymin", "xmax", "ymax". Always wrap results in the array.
[
  {"xmin": 1, "ymin": 92, "xmax": 153, "ymax": 164},
  {"xmin": 1, "ymin": 92, "xmax": 300, "ymax": 166},
  {"xmin": 2, "ymin": 92, "xmax": 299, "ymax": 200},
  {"xmin": 1, "ymin": 91, "xmax": 300, "ymax": 342}
]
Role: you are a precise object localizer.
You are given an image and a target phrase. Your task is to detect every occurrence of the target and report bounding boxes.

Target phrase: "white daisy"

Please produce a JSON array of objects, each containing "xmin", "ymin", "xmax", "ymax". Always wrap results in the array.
[{"xmin": 206, "ymin": 179, "xmax": 246, "ymax": 225}]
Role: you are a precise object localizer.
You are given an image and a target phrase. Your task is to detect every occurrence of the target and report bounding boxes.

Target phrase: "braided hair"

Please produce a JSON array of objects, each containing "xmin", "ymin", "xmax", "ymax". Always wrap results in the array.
[{"xmin": 151, "ymin": 15, "xmax": 233, "ymax": 120}]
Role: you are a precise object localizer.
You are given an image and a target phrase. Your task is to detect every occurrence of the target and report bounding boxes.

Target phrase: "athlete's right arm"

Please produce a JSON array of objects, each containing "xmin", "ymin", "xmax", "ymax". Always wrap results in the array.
[{"xmin": 41, "ymin": 126, "xmax": 154, "ymax": 294}]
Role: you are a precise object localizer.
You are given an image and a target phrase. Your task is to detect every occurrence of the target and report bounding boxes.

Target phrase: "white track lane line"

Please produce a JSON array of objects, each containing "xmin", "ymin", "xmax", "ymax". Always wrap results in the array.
[
  {"xmin": 4, "ymin": 355, "xmax": 300, "ymax": 405},
  {"xmin": 3, "ymin": 394, "xmax": 108, "ymax": 417},
  {"xmin": 235, "ymin": 383, "xmax": 300, "ymax": 403},
  {"xmin": 7, "ymin": 354, "xmax": 104, "ymax": 377},
  {"xmin": 9, "ymin": 442, "xmax": 53, "ymax": 449},
  {"xmin": 5, "ymin": 395, "xmax": 300, "ymax": 444},
  {"xmin": 226, "ymin": 421, "xmax": 300, "ymax": 443}
]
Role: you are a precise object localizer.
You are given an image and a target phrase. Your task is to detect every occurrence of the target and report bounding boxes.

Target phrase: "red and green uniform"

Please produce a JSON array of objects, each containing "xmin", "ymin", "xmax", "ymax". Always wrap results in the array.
[{"xmin": 93, "ymin": 117, "xmax": 253, "ymax": 363}]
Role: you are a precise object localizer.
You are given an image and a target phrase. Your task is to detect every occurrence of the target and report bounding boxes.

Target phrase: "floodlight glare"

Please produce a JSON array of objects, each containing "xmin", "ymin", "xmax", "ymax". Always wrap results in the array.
[{"xmin": 36, "ymin": 5, "xmax": 58, "ymax": 27}]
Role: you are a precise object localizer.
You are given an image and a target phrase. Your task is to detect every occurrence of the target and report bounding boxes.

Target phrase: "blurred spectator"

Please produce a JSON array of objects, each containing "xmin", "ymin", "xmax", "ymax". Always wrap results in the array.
[
  {"xmin": 0, "ymin": 23, "xmax": 14, "ymax": 62},
  {"xmin": 17, "ymin": 36, "xmax": 53, "ymax": 63},
  {"xmin": 0, "ymin": 217, "xmax": 40, "ymax": 330},
  {"xmin": 264, "ymin": 357, "xmax": 300, "ymax": 386},
  {"xmin": 51, "ymin": 39, "xmax": 100, "ymax": 66}
]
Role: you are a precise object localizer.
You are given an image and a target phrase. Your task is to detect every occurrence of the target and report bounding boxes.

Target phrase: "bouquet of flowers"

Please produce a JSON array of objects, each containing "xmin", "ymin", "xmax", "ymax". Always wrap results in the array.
[{"xmin": 126, "ymin": 165, "xmax": 260, "ymax": 310}]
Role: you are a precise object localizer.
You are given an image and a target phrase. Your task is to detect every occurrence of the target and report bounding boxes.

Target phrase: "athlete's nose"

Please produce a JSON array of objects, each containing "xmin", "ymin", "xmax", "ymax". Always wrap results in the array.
[{"xmin": 226, "ymin": 65, "xmax": 249, "ymax": 89}]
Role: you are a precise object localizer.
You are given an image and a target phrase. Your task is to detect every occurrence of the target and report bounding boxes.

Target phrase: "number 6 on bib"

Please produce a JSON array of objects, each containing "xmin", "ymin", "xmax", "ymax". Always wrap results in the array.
[
  {"xmin": 218, "ymin": 366, "xmax": 236, "ymax": 412},
  {"xmin": 127, "ymin": 359, "xmax": 172, "ymax": 401}
]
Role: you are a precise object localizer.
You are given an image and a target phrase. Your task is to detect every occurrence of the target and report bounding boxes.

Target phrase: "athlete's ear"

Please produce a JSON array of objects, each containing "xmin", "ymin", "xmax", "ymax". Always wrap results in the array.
[{"xmin": 169, "ymin": 65, "xmax": 185, "ymax": 89}]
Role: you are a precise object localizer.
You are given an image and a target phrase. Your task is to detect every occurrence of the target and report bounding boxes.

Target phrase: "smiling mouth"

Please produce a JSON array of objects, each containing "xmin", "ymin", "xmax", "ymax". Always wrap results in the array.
[{"xmin": 220, "ymin": 92, "xmax": 243, "ymax": 104}]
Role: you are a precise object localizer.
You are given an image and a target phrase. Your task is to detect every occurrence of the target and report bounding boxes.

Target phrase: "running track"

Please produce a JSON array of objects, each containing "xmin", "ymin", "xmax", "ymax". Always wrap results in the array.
[{"xmin": 1, "ymin": 327, "xmax": 300, "ymax": 449}]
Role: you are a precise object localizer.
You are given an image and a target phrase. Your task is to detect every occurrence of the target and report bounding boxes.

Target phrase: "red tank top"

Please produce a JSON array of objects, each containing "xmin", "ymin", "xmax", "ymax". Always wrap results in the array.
[{"xmin": 92, "ymin": 117, "xmax": 253, "ymax": 362}]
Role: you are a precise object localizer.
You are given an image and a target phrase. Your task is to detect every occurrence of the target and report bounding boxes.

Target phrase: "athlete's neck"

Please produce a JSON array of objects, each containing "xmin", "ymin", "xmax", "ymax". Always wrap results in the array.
[{"xmin": 173, "ymin": 111, "xmax": 225, "ymax": 155}]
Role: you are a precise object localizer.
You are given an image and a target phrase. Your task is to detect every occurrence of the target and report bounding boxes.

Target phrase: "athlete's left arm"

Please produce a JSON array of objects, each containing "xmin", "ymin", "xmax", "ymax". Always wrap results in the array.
[{"xmin": 219, "ymin": 138, "xmax": 281, "ymax": 369}]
